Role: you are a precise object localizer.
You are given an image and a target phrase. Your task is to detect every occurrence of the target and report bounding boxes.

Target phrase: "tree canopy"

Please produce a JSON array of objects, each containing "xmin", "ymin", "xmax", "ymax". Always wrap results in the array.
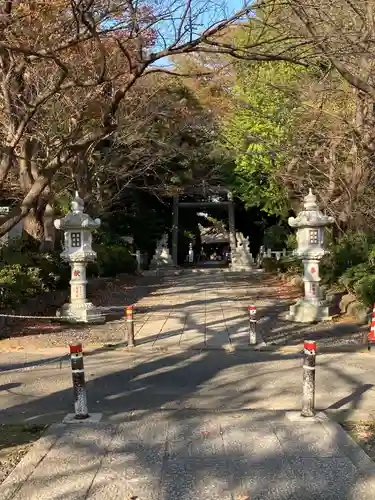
[{"xmin": 2, "ymin": 0, "xmax": 375, "ymax": 245}]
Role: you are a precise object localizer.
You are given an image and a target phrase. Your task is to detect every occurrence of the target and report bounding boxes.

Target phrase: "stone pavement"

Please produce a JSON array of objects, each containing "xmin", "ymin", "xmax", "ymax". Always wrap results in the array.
[
  {"xmin": 2, "ymin": 349, "xmax": 375, "ymax": 424},
  {"xmin": 107, "ymin": 271, "xmax": 366, "ymax": 349},
  {"xmin": 1, "ymin": 341, "xmax": 375, "ymax": 499},
  {"xmin": 0, "ymin": 270, "xmax": 366, "ymax": 350},
  {"xmin": 0, "ymin": 271, "xmax": 373, "ymax": 499},
  {"xmin": 2, "ymin": 410, "xmax": 375, "ymax": 500}
]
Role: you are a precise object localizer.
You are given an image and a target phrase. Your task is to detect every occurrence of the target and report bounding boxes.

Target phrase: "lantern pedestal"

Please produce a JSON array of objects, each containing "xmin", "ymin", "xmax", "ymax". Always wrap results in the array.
[
  {"xmin": 58, "ymin": 261, "xmax": 104, "ymax": 323},
  {"xmin": 288, "ymin": 299, "xmax": 333, "ymax": 323},
  {"xmin": 59, "ymin": 301, "xmax": 104, "ymax": 323}
]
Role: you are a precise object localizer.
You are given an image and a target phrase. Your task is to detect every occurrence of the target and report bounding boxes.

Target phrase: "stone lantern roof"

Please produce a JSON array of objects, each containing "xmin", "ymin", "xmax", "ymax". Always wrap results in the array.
[
  {"xmin": 54, "ymin": 192, "xmax": 101, "ymax": 231},
  {"xmin": 288, "ymin": 189, "xmax": 334, "ymax": 228}
]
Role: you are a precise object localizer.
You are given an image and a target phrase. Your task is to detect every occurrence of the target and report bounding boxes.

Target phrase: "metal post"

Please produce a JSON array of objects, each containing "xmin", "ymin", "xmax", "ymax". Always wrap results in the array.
[
  {"xmin": 69, "ymin": 343, "xmax": 89, "ymax": 420},
  {"xmin": 301, "ymin": 340, "xmax": 316, "ymax": 417},
  {"xmin": 125, "ymin": 305, "xmax": 135, "ymax": 347},
  {"xmin": 249, "ymin": 305, "xmax": 257, "ymax": 345}
]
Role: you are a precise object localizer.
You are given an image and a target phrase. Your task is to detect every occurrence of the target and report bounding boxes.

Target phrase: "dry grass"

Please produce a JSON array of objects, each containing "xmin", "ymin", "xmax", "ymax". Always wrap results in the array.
[{"xmin": 341, "ymin": 421, "xmax": 375, "ymax": 460}]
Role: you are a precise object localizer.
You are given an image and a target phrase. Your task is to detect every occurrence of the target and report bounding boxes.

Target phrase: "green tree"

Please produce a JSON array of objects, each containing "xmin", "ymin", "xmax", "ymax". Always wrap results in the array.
[{"xmin": 223, "ymin": 59, "xmax": 307, "ymax": 217}]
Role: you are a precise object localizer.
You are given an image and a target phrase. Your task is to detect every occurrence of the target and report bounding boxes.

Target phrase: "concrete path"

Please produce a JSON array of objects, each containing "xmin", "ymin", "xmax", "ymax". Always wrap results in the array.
[
  {"xmin": 0, "ymin": 270, "xmax": 366, "ymax": 351},
  {"xmin": 131, "ymin": 271, "xmax": 365, "ymax": 350},
  {"xmin": 1, "ymin": 271, "xmax": 374, "ymax": 499},
  {"xmin": 2, "ymin": 342, "xmax": 375, "ymax": 499},
  {"xmin": 1, "ymin": 349, "xmax": 375, "ymax": 424},
  {"xmin": 1, "ymin": 410, "xmax": 375, "ymax": 500}
]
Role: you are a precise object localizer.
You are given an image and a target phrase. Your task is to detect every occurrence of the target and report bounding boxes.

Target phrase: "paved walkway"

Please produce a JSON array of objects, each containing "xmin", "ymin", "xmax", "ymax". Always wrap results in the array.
[
  {"xmin": 1, "ymin": 271, "xmax": 374, "ymax": 499},
  {"xmin": 2, "ymin": 348, "xmax": 375, "ymax": 427},
  {"xmin": 1, "ymin": 348, "xmax": 375, "ymax": 499},
  {"xmin": 1, "ymin": 410, "xmax": 375, "ymax": 500},
  {"xmin": 0, "ymin": 270, "xmax": 366, "ymax": 350},
  {"xmin": 111, "ymin": 271, "xmax": 365, "ymax": 349}
]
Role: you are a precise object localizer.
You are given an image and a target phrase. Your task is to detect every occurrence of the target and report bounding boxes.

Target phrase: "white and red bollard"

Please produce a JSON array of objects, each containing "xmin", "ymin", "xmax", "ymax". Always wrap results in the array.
[
  {"xmin": 69, "ymin": 343, "xmax": 89, "ymax": 420},
  {"xmin": 301, "ymin": 340, "xmax": 316, "ymax": 417},
  {"xmin": 248, "ymin": 305, "xmax": 257, "ymax": 345},
  {"xmin": 125, "ymin": 305, "xmax": 135, "ymax": 347},
  {"xmin": 368, "ymin": 303, "xmax": 375, "ymax": 351}
]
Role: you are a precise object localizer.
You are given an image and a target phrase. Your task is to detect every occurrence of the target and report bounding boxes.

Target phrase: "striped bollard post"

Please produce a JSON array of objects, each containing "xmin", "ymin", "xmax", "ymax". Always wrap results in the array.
[
  {"xmin": 368, "ymin": 303, "xmax": 375, "ymax": 351},
  {"xmin": 301, "ymin": 340, "xmax": 316, "ymax": 417},
  {"xmin": 69, "ymin": 343, "xmax": 89, "ymax": 420},
  {"xmin": 125, "ymin": 305, "xmax": 135, "ymax": 347},
  {"xmin": 249, "ymin": 305, "xmax": 257, "ymax": 345}
]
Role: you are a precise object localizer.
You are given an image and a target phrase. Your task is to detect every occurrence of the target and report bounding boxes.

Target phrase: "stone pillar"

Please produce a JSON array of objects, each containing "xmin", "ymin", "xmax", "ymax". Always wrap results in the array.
[
  {"xmin": 172, "ymin": 195, "xmax": 179, "ymax": 266},
  {"xmin": 227, "ymin": 193, "xmax": 236, "ymax": 254},
  {"xmin": 70, "ymin": 262, "xmax": 87, "ymax": 304},
  {"xmin": 287, "ymin": 189, "xmax": 334, "ymax": 323}
]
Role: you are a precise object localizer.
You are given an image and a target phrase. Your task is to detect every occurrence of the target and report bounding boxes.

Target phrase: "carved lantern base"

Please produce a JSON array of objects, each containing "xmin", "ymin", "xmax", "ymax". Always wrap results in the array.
[
  {"xmin": 58, "ymin": 301, "xmax": 104, "ymax": 324},
  {"xmin": 287, "ymin": 298, "xmax": 333, "ymax": 323},
  {"xmin": 57, "ymin": 261, "xmax": 104, "ymax": 324}
]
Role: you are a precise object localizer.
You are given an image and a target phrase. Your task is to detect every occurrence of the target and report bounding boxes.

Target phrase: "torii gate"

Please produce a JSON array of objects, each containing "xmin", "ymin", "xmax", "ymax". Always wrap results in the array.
[{"xmin": 171, "ymin": 186, "xmax": 236, "ymax": 266}]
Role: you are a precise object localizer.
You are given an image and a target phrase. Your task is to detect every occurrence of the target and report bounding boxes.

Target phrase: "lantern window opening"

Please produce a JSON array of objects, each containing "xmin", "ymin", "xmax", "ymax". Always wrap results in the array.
[
  {"xmin": 71, "ymin": 232, "xmax": 82, "ymax": 248},
  {"xmin": 309, "ymin": 229, "xmax": 319, "ymax": 245}
]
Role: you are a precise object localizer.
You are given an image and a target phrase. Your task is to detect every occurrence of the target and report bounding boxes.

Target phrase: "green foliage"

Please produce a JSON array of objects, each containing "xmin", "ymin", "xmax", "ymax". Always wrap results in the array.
[
  {"xmin": 354, "ymin": 276, "xmax": 375, "ymax": 307},
  {"xmin": 262, "ymin": 257, "xmax": 280, "ymax": 272},
  {"xmin": 368, "ymin": 244, "xmax": 375, "ymax": 265},
  {"xmin": 0, "ymin": 238, "xmax": 70, "ymax": 307},
  {"xmin": 332, "ymin": 231, "xmax": 373, "ymax": 266},
  {"xmin": 263, "ymin": 224, "xmax": 288, "ymax": 250},
  {"xmin": 311, "ymin": 231, "xmax": 375, "ymax": 307},
  {"xmin": 278, "ymin": 256, "xmax": 303, "ymax": 276},
  {"xmin": 261, "ymin": 227, "xmax": 375, "ymax": 308},
  {"xmin": 285, "ymin": 233, "xmax": 297, "ymax": 250},
  {"xmin": 338, "ymin": 263, "xmax": 375, "ymax": 293},
  {"xmin": 0, "ymin": 238, "xmax": 136, "ymax": 308},
  {"xmin": 0, "ymin": 265, "xmax": 43, "ymax": 307},
  {"xmin": 321, "ymin": 231, "xmax": 374, "ymax": 285},
  {"xmin": 95, "ymin": 245, "xmax": 137, "ymax": 277},
  {"xmin": 223, "ymin": 60, "xmax": 308, "ymax": 216}
]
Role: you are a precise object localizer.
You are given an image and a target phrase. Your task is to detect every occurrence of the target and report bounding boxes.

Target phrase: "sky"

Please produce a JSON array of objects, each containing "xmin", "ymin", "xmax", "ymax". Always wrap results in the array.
[{"xmin": 150, "ymin": 0, "xmax": 254, "ymax": 66}]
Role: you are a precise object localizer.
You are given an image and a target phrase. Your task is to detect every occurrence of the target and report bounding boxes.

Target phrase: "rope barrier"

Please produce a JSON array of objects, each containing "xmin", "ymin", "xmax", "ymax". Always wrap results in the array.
[{"xmin": 0, "ymin": 313, "xmax": 61, "ymax": 320}]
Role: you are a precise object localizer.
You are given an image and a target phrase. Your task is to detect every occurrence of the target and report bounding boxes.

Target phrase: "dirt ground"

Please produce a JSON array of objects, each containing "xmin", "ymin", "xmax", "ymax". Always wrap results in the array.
[
  {"xmin": 0, "ymin": 424, "xmax": 47, "ymax": 483},
  {"xmin": 342, "ymin": 422, "xmax": 375, "ymax": 461}
]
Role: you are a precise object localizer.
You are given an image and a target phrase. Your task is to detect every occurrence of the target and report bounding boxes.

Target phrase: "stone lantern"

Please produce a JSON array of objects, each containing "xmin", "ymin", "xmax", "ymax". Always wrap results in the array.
[
  {"xmin": 287, "ymin": 189, "xmax": 334, "ymax": 323},
  {"xmin": 54, "ymin": 192, "xmax": 104, "ymax": 323}
]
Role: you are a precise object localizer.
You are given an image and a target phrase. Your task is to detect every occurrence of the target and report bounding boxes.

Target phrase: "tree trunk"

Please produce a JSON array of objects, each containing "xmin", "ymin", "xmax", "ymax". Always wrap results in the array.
[
  {"xmin": 23, "ymin": 208, "xmax": 44, "ymax": 243},
  {"xmin": 40, "ymin": 202, "xmax": 55, "ymax": 252}
]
